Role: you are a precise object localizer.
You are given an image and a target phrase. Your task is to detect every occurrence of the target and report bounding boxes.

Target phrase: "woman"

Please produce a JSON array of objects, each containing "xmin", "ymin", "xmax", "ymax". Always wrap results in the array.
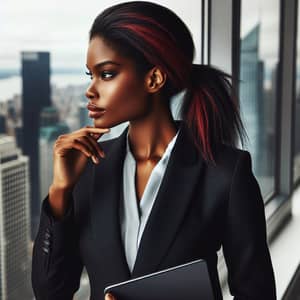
[{"xmin": 31, "ymin": 1, "xmax": 276, "ymax": 299}]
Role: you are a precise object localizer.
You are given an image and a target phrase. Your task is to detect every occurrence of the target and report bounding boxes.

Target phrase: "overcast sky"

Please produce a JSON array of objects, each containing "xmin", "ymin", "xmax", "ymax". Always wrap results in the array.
[
  {"xmin": 0, "ymin": 0, "xmax": 282, "ymax": 71},
  {"xmin": 0, "ymin": 0, "xmax": 202, "ymax": 70}
]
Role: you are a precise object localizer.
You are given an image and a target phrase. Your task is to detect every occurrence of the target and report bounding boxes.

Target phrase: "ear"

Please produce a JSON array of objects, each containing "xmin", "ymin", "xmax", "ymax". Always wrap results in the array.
[{"xmin": 145, "ymin": 67, "xmax": 167, "ymax": 93}]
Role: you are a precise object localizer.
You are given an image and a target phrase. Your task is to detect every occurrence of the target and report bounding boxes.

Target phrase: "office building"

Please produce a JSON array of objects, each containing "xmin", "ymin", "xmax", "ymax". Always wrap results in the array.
[
  {"xmin": 79, "ymin": 101, "xmax": 93, "ymax": 128},
  {"xmin": 0, "ymin": 135, "xmax": 32, "ymax": 300},
  {"xmin": 21, "ymin": 51, "xmax": 51, "ymax": 239},
  {"xmin": 39, "ymin": 106, "xmax": 69, "ymax": 201}
]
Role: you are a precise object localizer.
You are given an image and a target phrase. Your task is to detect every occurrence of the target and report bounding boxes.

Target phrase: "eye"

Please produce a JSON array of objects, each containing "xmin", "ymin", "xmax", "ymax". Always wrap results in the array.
[
  {"xmin": 85, "ymin": 71, "xmax": 93, "ymax": 80},
  {"xmin": 101, "ymin": 71, "xmax": 116, "ymax": 80}
]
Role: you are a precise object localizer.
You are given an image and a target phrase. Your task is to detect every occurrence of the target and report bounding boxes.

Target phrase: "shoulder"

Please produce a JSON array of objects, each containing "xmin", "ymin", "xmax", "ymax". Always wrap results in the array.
[
  {"xmin": 199, "ymin": 143, "xmax": 254, "ymax": 203},
  {"xmin": 212, "ymin": 144, "xmax": 262, "ymax": 214},
  {"xmin": 207, "ymin": 143, "xmax": 252, "ymax": 180},
  {"xmin": 214, "ymin": 143, "xmax": 251, "ymax": 167}
]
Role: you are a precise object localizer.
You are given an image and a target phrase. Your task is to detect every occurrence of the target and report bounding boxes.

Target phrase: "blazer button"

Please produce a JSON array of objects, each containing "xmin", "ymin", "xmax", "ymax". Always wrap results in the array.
[
  {"xmin": 44, "ymin": 233, "xmax": 51, "ymax": 240},
  {"xmin": 42, "ymin": 246, "xmax": 49, "ymax": 254},
  {"xmin": 43, "ymin": 228, "xmax": 52, "ymax": 254},
  {"xmin": 45, "ymin": 228, "xmax": 51, "ymax": 239},
  {"xmin": 43, "ymin": 239, "xmax": 51, "ymax": 246}
]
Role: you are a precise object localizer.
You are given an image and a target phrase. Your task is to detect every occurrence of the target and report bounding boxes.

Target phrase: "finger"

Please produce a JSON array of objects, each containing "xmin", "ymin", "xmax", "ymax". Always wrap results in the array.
[
  {"xmin": 90, "ymin": 129, "xmax": 110, "ymax": 141},
  {"xmin": 84, "ymin": 134, "xmax": 106, "ymax": 158},
  {"xmin": 83, "ymin": 127, "xmax": 110, "ymax": 135},
  {"xmin": 55, "ymin": 138, "xmax": 90, "ymax": 158},
  {"xmin": 105, "ymin": 293, "xmax": 116, "ymax": 300},
  {"xmin": 71, "ymin": 140, "xmax": 92, "ymax": 157},
  {"xmin": 83, "ymin": 126, "xmax": 109, "ymax": 156},
  {"xmin": 89, "ymin": 132, "xmax": 103, "ymax": 140},
  {"xmin": 76, "ymin": 135, "xmax": 103, "ymax": 159},
  {"xmin": 82, "ymin": 127, "xmax": 110, "ymax": 143},
  {"xmin": 74, "ymin": 136, "xmax": 98, "ymax": 158},
  {"xmin": 74, "ymin": 126, "xmax": 110, "ymax": 138},
  {"xmin": 72, "ymin": 139, "xmax": 100, "ymax": 164},
  {"xmin": 85, "ymin": 125, "xmax": 94, "ymax": 134}
]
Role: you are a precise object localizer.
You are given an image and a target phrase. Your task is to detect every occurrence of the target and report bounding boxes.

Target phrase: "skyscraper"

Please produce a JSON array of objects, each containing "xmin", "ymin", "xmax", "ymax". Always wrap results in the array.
[
  {"xmin": 0, "ymin": 115, "xmax": 6, "ymax": 134},
  {"xmin": 79, "ymin": 101, "xmax": 93, "ymax": 128},
  {"xmin": 0, "ymin": 135, "xmax": 32, "ymax": 300},
  {"xmin": 39, "ymin": 106, "xmax": 69, "ymax": 201},
  {"xmin": 21, "ymin": 51, "xmax": 51, "ymax": 240}
]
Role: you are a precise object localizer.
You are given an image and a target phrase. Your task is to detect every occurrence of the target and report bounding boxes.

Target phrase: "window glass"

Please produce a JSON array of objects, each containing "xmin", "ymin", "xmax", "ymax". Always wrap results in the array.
[
  {"xmin": 239, "ymin": 0, "xmax": 280, "ymax": 199},
  {"xmin": 294, "ymin": 3, "xmax": 300, "ymax": 184}
]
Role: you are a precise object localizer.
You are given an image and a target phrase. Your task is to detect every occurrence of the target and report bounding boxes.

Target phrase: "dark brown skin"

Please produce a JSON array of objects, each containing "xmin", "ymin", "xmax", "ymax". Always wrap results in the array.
[
  {"xmin": 49, "ymin": 36, "xmax": 178, "ymax": 299},
  {"xmin": 105, "ymin": 293, "xmax": 116, "ymax": 300}
]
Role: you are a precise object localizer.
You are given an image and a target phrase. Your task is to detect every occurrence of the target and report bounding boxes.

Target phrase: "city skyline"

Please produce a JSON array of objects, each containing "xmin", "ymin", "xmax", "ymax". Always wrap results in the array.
[{"xmin": 0, "ymin": 0, "xmax": 202, "ymax": 70}]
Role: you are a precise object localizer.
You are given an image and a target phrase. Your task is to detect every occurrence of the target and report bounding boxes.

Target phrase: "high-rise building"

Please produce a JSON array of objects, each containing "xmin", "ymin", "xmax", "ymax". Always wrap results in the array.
[
  {"xmin": 14, "ymin": 124, "xmax": 23, "ymax": 151},
  {"xmin": 0, "ymin": 115, "xmax": 6, "ymax": 134},
  {"xmin": 79, "ymin": 101, "xmax": 93, "ymax": 128},
  {"xmin": 240, "ymin": 24, "xmax": 264, "ymax": 175},
  {"xmin": 21, "ymin": 51, "xmax": 51, "ymax": 239},
  {"xmin": 39, "ymin": 106, "xmax": 69, "ymax": 201},
  {"xmin": 0, "ymin": 135, "xmax": 32, "ymax": 300}
]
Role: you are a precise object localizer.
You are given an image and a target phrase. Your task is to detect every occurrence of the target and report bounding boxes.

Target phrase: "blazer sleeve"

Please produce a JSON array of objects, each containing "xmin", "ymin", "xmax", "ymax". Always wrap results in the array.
[
  {"xmin": 31, "ymin": 194, "xmax": 83, "ymax": 300},
  {"xmin": 222, "ymin": 151, "xmax": 277, "ymax": 300}
]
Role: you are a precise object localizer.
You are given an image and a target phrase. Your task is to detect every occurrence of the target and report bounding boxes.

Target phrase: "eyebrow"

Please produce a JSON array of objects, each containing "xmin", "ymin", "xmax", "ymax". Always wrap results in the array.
[{"xmin": 86, "ymin": 60, "xmax": 121, "ymax": 70}]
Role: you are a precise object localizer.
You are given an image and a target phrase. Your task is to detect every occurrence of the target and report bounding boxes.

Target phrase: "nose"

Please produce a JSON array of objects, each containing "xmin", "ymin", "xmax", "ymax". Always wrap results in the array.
[{"xmin": 85, "ymin": 83, "xmax": 98, "ymax": 100}]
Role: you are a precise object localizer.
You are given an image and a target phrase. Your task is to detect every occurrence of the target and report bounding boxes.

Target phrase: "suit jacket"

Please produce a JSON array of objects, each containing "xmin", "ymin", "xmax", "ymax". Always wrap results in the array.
[{"xmin": 31, "ymin": 120, "xmax": 276, "ymax": 300}]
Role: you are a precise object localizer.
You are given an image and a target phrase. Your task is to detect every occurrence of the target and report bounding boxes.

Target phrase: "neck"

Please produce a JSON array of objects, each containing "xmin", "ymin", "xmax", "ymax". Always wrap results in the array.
[{"xmin": 128, "ymin": 100, "xmax": 178, "ymax": 162}]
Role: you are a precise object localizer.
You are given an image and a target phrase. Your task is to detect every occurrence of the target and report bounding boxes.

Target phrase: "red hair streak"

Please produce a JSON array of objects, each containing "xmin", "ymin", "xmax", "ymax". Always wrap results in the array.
[
  {"xmin": 117, "ymin": 12, "xmax": 191, "ymax": 88},
  {"xmin": 90, "ymin": 4, "xmax": 247, "ymax": 164}
]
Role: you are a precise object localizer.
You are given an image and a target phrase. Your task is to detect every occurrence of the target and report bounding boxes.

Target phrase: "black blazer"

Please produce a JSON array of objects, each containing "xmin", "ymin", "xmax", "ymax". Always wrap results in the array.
[{"xmin": 32, "ymin": 120, "xmax": 276, "ymax": 300}]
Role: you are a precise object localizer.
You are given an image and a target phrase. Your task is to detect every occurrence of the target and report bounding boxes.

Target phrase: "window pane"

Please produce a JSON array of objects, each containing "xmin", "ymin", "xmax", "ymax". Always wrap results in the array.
[
  {"xmin": 294, "ymin": 4, "xmax": 300, "ymax": 184},
  {"xmin": 239, "ymin": 0, "xmax": 280, "ymax": 200}
]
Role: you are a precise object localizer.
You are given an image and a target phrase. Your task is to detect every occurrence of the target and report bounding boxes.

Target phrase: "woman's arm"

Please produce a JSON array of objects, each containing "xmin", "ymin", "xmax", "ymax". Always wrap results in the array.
[
  {"xmin": 222, "ymin": 151, "xmax": 276, "ymax": 300},
  {"xmin": 31, "ymin": 126, "xmax": 108, "ymax": 299},
  {"xmin": 31, "ymin": 193, "xmax": 83, "ymax": 300}
]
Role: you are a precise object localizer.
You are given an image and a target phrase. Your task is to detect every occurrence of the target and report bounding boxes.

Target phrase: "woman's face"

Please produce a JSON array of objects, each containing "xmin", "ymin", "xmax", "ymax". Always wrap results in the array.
[{"xmin": 85, "ymin": 36, "xmax": 151, "ymax": 128}]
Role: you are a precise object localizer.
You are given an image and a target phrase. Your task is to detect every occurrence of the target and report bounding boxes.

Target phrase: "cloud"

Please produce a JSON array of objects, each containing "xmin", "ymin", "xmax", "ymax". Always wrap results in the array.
[{"xmin": 1, "ymin": 0, "xmax": 202, "ymax": 69}]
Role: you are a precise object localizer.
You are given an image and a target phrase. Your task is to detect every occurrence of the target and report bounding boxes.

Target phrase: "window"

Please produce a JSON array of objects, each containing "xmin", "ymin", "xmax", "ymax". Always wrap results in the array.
[
  {"xmin": 294, "ymin": 2, "xmax": 300, "ymax": 185},
  {"xmin": 239, "ymin": 0, "xmax": 280, "ymax": 200}
]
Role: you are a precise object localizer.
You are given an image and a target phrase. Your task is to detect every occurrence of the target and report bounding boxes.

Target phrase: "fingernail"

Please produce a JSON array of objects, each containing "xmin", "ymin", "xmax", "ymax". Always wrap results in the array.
[{"xmin": 92, "ymin": 156, "xmax": 99, "ymax": 163}]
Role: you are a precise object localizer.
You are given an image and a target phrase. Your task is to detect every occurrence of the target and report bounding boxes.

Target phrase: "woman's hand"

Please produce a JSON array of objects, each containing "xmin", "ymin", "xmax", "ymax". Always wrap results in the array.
[
  {"xmin": 47, "ymin": 125, "xmax": 110, "ymax": 219},
  {"xmin": 105, "ymin": 292, "xmax": 117, "ymax": 300},
  {"xmin": 51, "ymin": 125, "xmax": 110, "ymax": 190}
]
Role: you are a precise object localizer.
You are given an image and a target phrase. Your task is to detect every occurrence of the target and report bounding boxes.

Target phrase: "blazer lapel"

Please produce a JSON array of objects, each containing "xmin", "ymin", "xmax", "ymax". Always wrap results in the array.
[
  {"xmin": 131, "ymin": 121, "xmax": 205, "ymax": 277},
  {"xmin": 90, "ymin": 120, "xmax": 205, "ymax": 281},
  {"xmin": 90, "ymin": 125, "xmax": 131, "ymax": 280}
]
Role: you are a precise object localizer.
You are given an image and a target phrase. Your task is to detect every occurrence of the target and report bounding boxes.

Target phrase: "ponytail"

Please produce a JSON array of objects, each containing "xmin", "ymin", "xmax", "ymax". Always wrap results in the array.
[
  {"xmin": 181, "ymin": 64, "xmax": 248, "ymax": 164},
  {"xmin": 90, "ymin": 2, "xmax": 247, "ymax": 165}
]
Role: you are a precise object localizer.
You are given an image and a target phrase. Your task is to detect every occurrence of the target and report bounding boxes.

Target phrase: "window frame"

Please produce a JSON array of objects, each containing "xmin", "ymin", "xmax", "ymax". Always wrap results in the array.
[{"xmin": 207, "ymin": 0, "xmax": 297, "ymax": 241}]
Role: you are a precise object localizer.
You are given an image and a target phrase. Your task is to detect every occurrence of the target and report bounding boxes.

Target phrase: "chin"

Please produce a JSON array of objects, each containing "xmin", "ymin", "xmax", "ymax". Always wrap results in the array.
[{"xmin": 93, "ymin": 118, "xmax": 127, "ymax": 129}]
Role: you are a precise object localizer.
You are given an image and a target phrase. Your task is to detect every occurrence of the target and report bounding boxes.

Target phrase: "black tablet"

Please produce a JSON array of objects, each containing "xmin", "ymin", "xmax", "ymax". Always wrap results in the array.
[{"xmin": 104, "ymin": 258, "xmax": 215, "ymax": 300}]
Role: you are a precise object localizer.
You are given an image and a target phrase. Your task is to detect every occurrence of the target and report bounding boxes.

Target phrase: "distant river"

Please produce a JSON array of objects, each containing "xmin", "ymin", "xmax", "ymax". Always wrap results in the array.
[{"xmin": 0, "ymin": 74, "xmax": 89, "ymax": 102}]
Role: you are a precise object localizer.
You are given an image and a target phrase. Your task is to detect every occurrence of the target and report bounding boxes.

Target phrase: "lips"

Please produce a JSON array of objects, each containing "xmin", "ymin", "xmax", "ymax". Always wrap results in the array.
[
  {"xmin": 86, "ymin": 102, "xmax": 105, "ymax": 112},
  {"xmin": 88, "ymin": 110, "xmax": 106, "ymax": 118},
  {"xmin": 86, "ymin": 102, "xmax": 106, "ymax": 118}
]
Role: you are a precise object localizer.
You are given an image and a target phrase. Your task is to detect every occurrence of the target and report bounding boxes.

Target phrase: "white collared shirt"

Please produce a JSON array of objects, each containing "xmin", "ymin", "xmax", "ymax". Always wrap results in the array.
[{"xmin": 120, "ymin": 129, "xmax": 179, "ymax": 273}]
